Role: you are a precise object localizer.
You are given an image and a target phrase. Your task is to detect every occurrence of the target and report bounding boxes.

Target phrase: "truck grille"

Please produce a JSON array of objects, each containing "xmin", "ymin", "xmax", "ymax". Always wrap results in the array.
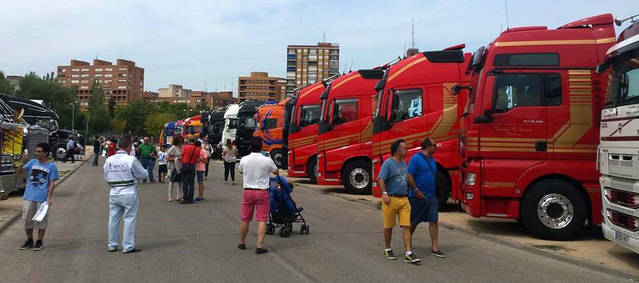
[
  {"xmin": 605, "ymin": 187, "xmax": 639, "ymax": 209},
  {"xmin": 607, "ymin": 210, "xmax": 639, "ymax": 232}
]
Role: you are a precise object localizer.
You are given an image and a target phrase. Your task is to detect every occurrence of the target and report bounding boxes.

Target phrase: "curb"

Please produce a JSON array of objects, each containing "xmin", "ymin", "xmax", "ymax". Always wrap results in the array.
[
  {"xmin": 293, "ymin": 181, "xmax": 639, "ymax": 280},
  {"xmin": 0, "ymin": 154, "xmax": 91, "ymax": 236}
]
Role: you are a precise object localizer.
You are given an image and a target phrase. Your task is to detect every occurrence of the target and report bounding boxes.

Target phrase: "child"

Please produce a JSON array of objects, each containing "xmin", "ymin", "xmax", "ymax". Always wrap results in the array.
[
  {"xmin": 157, "ymin": 145, "xmax": 168, "ymax": 183},
  {"xmin": 195, "ymin": 141, "xmax": 208, "ymax": 201}
]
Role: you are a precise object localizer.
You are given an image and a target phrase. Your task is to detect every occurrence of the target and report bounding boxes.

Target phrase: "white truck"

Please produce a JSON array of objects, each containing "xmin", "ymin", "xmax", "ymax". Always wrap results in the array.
[
  {"xmin": 598, "ymin": 14, "xmax": 639, "ymax": 253},
  {"xmin": 221, "ymin": 104, "xmax": 239, "ymax": 146}
]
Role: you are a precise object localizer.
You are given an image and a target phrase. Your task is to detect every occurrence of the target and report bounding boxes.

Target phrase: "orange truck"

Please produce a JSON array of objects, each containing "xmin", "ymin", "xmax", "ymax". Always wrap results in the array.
[
  {"xmin": 460, "ymin": 14, "xmax": 616, "ymax": 239},
  {"xmin": 255, "ymin": 99, "xmax": 290, "ymax": 168}
]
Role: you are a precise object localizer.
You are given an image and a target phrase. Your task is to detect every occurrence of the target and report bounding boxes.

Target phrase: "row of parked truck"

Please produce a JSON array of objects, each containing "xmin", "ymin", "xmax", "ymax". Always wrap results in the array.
[{"xmin": 160, "ymin": 13, "xmax": 638, "ymax": 252}]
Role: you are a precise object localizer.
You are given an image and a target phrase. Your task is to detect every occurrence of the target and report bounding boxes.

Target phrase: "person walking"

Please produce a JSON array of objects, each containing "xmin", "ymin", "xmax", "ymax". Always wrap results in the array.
[
  {"xmin": 238, "ymin": 138, "xmax": 278, "ymax": 254},
  {"xmin": 17, "ymin": 143, "xmax": 59, "ymax": 251},
  {"xmin": 222, "ymin": 139, "xmax": 237, "ymax": 185},
  {"xmin": 93, "ymin": 136, "xmax": 101, "ymax": 166},
  {"xmin": 203, "ymin": 140, "xmax": 213, "ymax": 180},
  {"xmin": 104, "ymin": 137, "xmax": 147, "ymax": 253},
  {"xmin": 195, "ymin": 140, "xmax": 208, "ymax": 201},
  {"xmin": 408, "ymin": 138, "xmax": 445, "ymax": 258},
  {"xmin": 157, "ymin": 145, "xmax": 168, "ymax": 183},
  {"xmin": 139, "ymin": 137, "xmax": 155, "ymax": 183},
  {"xmin": 108, "ymin": 138, "xmax": 117, "ymax": 157},
  {"xmin": 64, "ymin": 137, "xmax": 75, "ymax": 163},
  {"xmin": 167, "ymin": 136, "xmax": 184, "ymax": 202},
  {"xmin": 377, "ymin": 139, "xmax": 420, "ymax": 264},
  {"xmin": 180, "ymin": 139, "xmax": 199, "ymax": 204}
]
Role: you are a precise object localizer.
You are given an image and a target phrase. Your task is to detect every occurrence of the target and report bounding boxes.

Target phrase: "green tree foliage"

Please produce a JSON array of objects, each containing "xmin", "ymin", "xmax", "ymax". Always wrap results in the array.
[
  {"xmin": 0, "ymin": 71, "xmax": 14, "ymax": 96},
  {"xmin": 114, "ymin": 99, "xmax": 157, "ymax": 135},
  {"xmin": 110, "ymin": 118, "xmax": 126, "ymax": 134},
  {"xmin": 145, "ymin": 112, "xmax": 177, "ymax": 140},
  {"xmin": 17, "ymin": 72, "xmax": 77, "ymax": 129},
  {"xmin": 87, "ymin": 82, "xmax": 111, "ymax": 135}
]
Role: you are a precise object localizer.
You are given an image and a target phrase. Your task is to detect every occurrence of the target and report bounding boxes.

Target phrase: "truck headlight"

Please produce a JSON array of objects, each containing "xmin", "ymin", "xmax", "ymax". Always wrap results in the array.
[{"xmin": 465, "ymin": 172, "xmax": 476, "ymax": 186}]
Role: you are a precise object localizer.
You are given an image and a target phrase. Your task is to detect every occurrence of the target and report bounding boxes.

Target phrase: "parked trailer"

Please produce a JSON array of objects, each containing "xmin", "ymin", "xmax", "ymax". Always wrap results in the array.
[
  {"xmin": 371, "ymin": 47, "xmax": 471, "ymax": 208},
  {"xmin": 287, "ymin": 83, "xmax": 325, "ymax": 183},
  {"xmin": 597, "ymin": 14, "xmax": 639, "ymax": 253},
  {"xmin": 460, "ymin": 14, "xmax": 616, "ymax": 240}
]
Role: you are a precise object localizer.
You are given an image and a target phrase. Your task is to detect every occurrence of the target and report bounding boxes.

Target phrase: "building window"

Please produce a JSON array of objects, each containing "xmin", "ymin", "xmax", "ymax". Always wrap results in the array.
[
  {"xmin": 118, "ymin": 79, "xmax": 127, "ymax": 83},
  {"xmin": 72, "ymin": 74, "xmax": 79, "ymax": 78},
  {"xmin": 71, "ymin": 80, "xmax": 79, "ymax": 83},
  {"xmin": 95, "ymin": 68, "xmax": 103, "ymax": 71},
  {"xmin": 118, "ymin": 86, "xmax": 127, "ymax": 89},
  {"xmin": 95, "ymin": 73, "xmax": 103, "ymax": 77},
  {"xmin": 105, "ymin": 80, "xmax": 112, "ymax": 83},
  {"xmin": 105, "ymin": 68, "xmax": 112, "ymax": 71},
  {"xmin": 119, "ymin": 67, "xmax": 128, "ymax": 71},
  {"xmin": 105, "ymin": 74, "xmax": 113, "ymax": 77},
  {"xmin": 80, "ymin": 86, "xmax": 89, "ymax": 90},
  {"xmin": 62, "ymin": 69, "xmax": 67, "ymax": 72},
  {"xmin": 81, "ymin": 68, "xmax": 89, "ymax": 71},
  {"xmin": 81, "ymin": 80, "xmax": 89, "ymax": 83},
  {"xmin": 72, "ymin": 68, "xmax": 79, "ymax": 72},
  {"xmin": 81, "ymin": 74, "xmax": 89, "ymax": 77},
  {"xmin": 118, "ymin": 73, "xmax": 127, "ymax": 77}
]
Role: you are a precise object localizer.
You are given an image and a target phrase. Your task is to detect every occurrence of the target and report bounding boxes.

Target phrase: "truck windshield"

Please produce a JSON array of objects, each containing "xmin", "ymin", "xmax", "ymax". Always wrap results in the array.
[
  {"xmin": 606, "ymin": 53, "xmax": 639, "ymax": 108},
  {"xmin": 238, "ymin": 117, "xmax": 256, "ymax": 131}
]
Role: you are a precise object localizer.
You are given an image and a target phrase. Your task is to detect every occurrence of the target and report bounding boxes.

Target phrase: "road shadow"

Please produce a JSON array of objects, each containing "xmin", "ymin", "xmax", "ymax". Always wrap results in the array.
[{"xmin": 463, "ymin": 218, "xmax": 605, "ymax": 241}]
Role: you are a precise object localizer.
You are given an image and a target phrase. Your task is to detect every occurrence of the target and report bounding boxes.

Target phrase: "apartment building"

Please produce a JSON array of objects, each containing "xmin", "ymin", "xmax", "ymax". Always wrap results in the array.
[
  {"xmin": 237, "ymin": 72, "xmax": 286, "ymax": 103},
  {"xmin": 286, "ymin": 42, "xmax": 339, "ymax": 95},
  {"xmin": 149, "ymin": 86, "xmax": 235, "ymax": 109},
  {"xmin": 56, "ymin": 59, "xmax": 144, "ymax": 109}
]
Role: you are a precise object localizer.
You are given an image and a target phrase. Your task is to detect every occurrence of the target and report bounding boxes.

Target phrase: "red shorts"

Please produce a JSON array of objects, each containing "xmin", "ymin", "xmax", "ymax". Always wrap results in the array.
[{"xmin": 241, "ymin": 189, "xmax": 270, "ymax": 222}]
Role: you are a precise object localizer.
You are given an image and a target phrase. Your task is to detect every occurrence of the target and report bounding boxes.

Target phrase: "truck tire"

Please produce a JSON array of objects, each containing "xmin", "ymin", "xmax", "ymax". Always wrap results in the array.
[
  {"xmin": 271, "ymin": 150, "xmax": 286, "ymax": 169},
  {"xmin": 435, "ymin": 170, "xmax": 451, "ymax": 211},
  {"xmin": 520, "ymin": 179, "xmax": 587, "ymax": 240},
  {"xmin": 342, "ymin": 160, "xmax": 372, "ymax": 195},
  {"xmin": 306, "ymin": 157, "xmax": 317, "ymax": 184}
]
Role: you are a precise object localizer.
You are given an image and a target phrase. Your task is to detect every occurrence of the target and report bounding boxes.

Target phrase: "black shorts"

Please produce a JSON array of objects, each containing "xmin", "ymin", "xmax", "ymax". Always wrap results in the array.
[
  {"xmin": 409, "ymin": 196, "xmax": 439, "ymax": 226},
  {"xmin": 159, "ymin": 164, "xmax": 167, "ymax": 174}
]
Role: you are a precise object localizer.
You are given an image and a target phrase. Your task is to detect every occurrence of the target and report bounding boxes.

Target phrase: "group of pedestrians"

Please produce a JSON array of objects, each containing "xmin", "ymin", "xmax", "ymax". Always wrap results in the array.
[
  {"xmin": 377, "ymin": 137, "xmax": 445, "ymax": 264},
  {"xmin": 165, "ymin": 136, "xmax": 216, "ymax": 203}
]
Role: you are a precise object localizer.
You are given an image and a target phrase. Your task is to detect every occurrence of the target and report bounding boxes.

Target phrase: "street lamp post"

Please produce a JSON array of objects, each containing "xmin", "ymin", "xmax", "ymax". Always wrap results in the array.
[{"xmin": 70, "ymin": 102, "xmax": 75, "ymax": 131}]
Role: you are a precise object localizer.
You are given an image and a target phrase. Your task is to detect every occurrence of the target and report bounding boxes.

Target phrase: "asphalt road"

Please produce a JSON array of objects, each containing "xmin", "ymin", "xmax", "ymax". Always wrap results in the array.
[{"xmin": 0, "ymin": 159, "xmax": 632, "ymax": 283}]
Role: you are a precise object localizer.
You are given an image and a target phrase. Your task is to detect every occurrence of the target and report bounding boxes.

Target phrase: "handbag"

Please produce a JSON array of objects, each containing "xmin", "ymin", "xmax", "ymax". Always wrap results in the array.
[{"xmin": 170, "ymin": 168, "xmax": 182, "ymax": 182}]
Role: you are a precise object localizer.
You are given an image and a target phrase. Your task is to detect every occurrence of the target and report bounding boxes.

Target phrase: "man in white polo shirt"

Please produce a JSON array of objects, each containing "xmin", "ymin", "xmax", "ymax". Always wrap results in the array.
[
  {"xmin": 104, "ymin": 137, "xmax": 148, "ymax": 253},
  {"xmin": 238, "ymin": 138, "xmax": 278, "ymax": 254}
]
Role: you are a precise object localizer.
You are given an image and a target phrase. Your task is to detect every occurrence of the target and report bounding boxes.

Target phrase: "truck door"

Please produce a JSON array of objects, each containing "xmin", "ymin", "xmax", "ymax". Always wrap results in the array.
[
  {"xmin": 386, "ymin": 88, "xmax": 425, "ymax": 152},
  {"xmin": 323, "ymin": 99, "xmax": 360, "ymax": 170},
  {"xmin": 479, "ymin": 72, "xmax": 550, "ymax": 160}
]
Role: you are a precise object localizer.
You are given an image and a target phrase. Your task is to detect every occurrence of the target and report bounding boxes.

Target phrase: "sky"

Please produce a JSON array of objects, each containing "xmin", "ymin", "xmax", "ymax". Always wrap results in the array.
[{"xmin": 0, "ymin": 0, "xmax": 635, "ymax": 96}]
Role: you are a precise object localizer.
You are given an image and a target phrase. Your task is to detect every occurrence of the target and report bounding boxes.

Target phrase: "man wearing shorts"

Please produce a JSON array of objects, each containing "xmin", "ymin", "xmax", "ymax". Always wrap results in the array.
[
  {"xmin": 377, "ymin": 139, "xmax": 420, "ymax": 264},
  {"xmin": 17, "ymin": 143, "xmax": 59, "ymax": 251},
  {"xmin": 408, "ymin": 138, "xmax": 446, "ymax": 258},
  {"xmin": 238, "ymin": 138, "xmax": 278, "ymax": 254}
]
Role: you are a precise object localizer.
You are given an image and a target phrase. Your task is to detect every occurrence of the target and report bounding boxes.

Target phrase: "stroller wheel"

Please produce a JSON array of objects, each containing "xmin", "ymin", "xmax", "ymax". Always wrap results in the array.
[
  {"xmin": 301, "ymin": 224, "xmax": 310, "ymax": 235},
  {"xmin": 266, "ymin": 223, "xmax": 275, "ymax": 235}
]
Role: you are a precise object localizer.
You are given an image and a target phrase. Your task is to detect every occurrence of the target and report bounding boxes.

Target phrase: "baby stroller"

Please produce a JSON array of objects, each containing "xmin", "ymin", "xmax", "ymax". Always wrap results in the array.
[{"xmin": 266, "ymin": 176, "xmax": 309, "ymax": 237}]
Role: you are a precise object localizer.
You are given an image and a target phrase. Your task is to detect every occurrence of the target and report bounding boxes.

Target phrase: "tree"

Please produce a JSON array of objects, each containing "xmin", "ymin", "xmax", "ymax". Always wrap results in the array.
[
  {"xmin": 108, "ymin": 96, "xmax": 115, "ymax": 117},
  {"xmin": 110, "ymin": 118, "xmax": 126, "ymax": 134},
  {"xmin": 87, "ymin": 82, "xmax": 111, "ymax": 135},
  {"xmin": 0, "ymin": 71, "xmax": 14, "ymax": 95},
  {"xmin": 144, "ymin": 112, "xmax": 177, "ymax": 141},
  {"xmin": 114, "ymin": 99, "xmax": 157, "ymax": 135},
  {"xmin": 17, "ymin": 72, "xmax": 77, "ymax": 129}
]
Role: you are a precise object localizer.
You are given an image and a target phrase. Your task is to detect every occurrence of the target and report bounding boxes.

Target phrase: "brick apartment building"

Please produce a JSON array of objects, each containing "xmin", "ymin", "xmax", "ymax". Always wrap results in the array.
[
  {"xmin": 56, "ymin": 59, "xmax": 144, "ymax": 110},
  {"xmin": 237, "ymin": 72, "xmax": 286, "ymax": 103},
  {"xmin": 148, "ymin": 85, "xmax": 235, "ymax": 109},
  {"xmin": 286, "ymin": 42, "xmax": 339, "ymax": 95}
]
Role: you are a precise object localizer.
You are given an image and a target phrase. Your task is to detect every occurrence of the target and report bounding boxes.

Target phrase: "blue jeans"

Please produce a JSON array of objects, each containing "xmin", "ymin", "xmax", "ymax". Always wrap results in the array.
[
  {"xmin": 142, "ymin": 158, "xmax": 154, "ymax": 181},
  {"xmin": 182, "ymin": 164, "xmax": 196, "ymax": 202},
  {"xmin": 108, "ymin": 193, "xmax": 139, "ymax": 252}
]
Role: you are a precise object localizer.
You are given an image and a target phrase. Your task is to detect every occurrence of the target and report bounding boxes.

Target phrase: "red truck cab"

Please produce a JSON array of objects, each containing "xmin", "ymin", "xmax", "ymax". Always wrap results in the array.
[
  {"xmin": 460, "ymin": 14, "xmax": 616, "ymax": 239},
  {"xmin": 287, "ymin": 83, "xmax": 325, "ymax": 182},
  {"xmin": 371, "ymin": 48, "xmax": 471, "ymax": 207},
  {"xmin": 317, "ymin": 69, "xmax": 384, "ymax": 194}
]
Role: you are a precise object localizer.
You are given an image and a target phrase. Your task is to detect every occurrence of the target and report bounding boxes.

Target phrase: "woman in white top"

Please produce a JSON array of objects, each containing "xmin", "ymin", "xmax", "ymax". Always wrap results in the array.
[
  {"xmin": 222, "ymin": 139, "xmax": 238, "ymax": 185},
  {"xmin": 167, "ymin": 136, "xmax": 184, "ymax": 201}
]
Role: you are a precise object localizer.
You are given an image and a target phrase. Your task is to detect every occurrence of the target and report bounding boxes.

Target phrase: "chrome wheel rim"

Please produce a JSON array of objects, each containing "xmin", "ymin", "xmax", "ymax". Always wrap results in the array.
[
  {"xmin": 537, "ymin": 193, "xmax": 574, "ymax": 229},
  {"xmin": 349, "ymin": 168, "xmax": 369, "ymax": 190}
]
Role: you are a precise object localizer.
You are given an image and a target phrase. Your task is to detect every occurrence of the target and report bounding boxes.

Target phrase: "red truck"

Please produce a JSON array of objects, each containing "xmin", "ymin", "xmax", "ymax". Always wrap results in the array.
[
  {"xmin": 460, "ymin": 14, "xmax": 616, "ymax": 240},
  {"xmin": 317, "ymin": 69, "xmax": 384, "ymax": 194},
  {"xmin": 371, "ymin": 47, "xmax": 471, "ymax": 207},
  {"xmin": 287, "ymin": 83, "xmax": 325, "ymax": 183}
]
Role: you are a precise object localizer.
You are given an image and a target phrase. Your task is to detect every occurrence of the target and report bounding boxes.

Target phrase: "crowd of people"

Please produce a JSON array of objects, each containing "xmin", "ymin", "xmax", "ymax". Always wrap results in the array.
[{"xmin": 17, "ymin": 133, "xmax": 444, "ymax": 261}]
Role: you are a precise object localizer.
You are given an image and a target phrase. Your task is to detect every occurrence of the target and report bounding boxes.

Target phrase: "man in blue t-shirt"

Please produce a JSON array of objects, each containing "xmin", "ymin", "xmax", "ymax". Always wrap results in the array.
[
  {"xmin": 377, "ymin": 139, "xmax": 420, "ymax": 264},
  {"xmin": 407, "ymin": 137, "xmax": 445, "ymax": 258},
  {"xmin": 17, "ymin": 143, "xmax": 59, "ymax": 251}
]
